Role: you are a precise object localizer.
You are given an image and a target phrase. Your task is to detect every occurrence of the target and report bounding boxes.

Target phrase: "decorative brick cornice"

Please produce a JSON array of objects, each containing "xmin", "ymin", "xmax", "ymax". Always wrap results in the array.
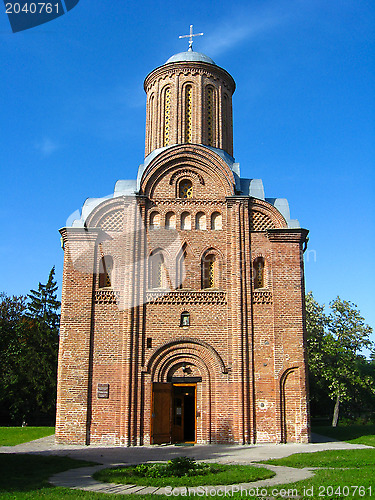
[
  {"xmin": 225, "ymin": 196, "xmax": 250, "ymax": 209},
  {"xmin": 151, "ymin": 199, "xmax": 226, "ymax": 207},
  {"xmin": 144, "ymin": 61, "xmax": 235, "ymax": 94},
  {"xmin": 267, "ymin": 228, "xmax": 309, "ymax": 244},
  {"xmin": 252, "ymin": 290, "xmax": 273, "ymax": 304},
  {"xmin": 146, "ymin": 290, "xmax": 227, "ymax": 305},
  {"xmin": 59, "ymin": 227, "xmax": 103, "ymax": 244}
]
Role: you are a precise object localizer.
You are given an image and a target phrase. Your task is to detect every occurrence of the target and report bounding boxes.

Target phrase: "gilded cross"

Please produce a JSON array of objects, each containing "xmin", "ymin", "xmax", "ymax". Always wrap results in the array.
[{"xmin": 179, "ymin": 25, "xmax": 204, "ymax": 51}]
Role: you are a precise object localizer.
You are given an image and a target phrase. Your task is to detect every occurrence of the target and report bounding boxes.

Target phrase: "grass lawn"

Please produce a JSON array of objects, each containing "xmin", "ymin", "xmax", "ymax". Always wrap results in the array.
[
  {"xmin": 94, "ymin": 463, "xmax": 274, "ymax": 487},
  {"xmin": 252, "ymin": 427, "xmax": 375, "ymax": 500},
  {"xmin": 312, "ymin": 424, "xmax": 375, "ymax": 446},
  {"xmin": 0, "ymin": 426, "xmax": 55, "ymax": 446}
]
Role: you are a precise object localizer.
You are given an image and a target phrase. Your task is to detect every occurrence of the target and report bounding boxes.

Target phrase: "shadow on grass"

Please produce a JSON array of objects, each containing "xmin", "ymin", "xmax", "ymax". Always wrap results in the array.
[
  {"xmin": 312, "ymin": 425, "xmax": 375, "ymax": 446},
  {"xmin": 0, "ymin": 454, "xmax": 96, "ymax": 493}
]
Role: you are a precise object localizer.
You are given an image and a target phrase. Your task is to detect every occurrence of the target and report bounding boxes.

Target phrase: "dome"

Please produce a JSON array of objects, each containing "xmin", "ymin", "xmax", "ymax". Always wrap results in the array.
[{"xmin": 165, "ymin": 50, "xmax": 216, "ymax": 65}]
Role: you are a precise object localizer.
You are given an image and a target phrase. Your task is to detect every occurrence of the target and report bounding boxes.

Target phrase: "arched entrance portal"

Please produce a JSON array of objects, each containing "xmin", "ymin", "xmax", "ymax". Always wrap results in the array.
[
  {"xmin": 152, "ymin": 361, "xmax": 201, "ymax": 444},
  {"xmin": 147, "ymin": 339, "xmax": 227, "ymax": 445}
]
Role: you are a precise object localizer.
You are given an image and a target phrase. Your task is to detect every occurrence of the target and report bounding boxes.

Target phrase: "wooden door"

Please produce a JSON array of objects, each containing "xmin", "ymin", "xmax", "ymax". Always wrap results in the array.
[{"xmin": 152, "ymin": 382, "xmax": 172, "ymax": 444}]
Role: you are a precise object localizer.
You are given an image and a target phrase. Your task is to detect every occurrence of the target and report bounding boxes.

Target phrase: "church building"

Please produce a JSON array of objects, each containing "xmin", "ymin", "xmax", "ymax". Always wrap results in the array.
[{"xmin": 56, "ymin": 30, "xmax": 310, "ymax": 446}]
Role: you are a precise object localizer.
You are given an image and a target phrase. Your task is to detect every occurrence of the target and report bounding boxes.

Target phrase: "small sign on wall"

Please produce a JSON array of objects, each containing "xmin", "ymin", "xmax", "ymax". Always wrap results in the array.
[{"xmin": 97, "ymin": 383, "xmax": 109, "ymax": 399}]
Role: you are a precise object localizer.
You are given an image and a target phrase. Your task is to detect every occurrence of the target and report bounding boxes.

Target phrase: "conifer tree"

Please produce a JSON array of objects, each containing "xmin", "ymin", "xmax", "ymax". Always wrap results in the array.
[{"xmin": 27, "ymin": 266, "xmax": 60, "ymax": 330}]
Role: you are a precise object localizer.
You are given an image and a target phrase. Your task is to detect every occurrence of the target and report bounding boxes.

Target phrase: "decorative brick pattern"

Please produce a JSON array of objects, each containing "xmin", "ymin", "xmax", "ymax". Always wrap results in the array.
[
  {"xmin": 250, "ymin": 211, "xmax": 275, "ymax": 231},
  {"xmin": 252, "ymin": 290, "xmax": 273, "ymax": 304},
  {"xmin": 98, "ymin": 211, "xmax": 124, "ymax": 232},
  {"xmin": 146, "ymin": 290, "xmax": 227, "ymax": 305},
  {"xmin": 94, "ymin": 289, "xmax": 120, "ymax": 304}
]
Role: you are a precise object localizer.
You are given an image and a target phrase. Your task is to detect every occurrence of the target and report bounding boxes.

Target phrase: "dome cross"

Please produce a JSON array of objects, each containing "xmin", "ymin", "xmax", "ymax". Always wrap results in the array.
[{"xmin": 179, "ymin": 24, "xmax": 204, "ymax": 51}]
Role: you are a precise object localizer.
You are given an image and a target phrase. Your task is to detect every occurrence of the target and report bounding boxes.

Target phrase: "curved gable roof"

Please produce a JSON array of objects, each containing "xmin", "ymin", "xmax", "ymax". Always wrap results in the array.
[{"xmin": 139, "ymin": 144, "xmax": 236, "ymax": 199}]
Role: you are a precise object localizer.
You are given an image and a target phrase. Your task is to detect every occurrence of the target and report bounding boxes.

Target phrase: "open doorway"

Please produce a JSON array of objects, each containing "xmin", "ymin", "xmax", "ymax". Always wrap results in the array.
[
  {"xmin": 151, "ymin": 382, "xmax": 196, "ymax": 444},
  {"xmin": 172, "ymin": 384, "xmax": 196, "ymax": 443}
]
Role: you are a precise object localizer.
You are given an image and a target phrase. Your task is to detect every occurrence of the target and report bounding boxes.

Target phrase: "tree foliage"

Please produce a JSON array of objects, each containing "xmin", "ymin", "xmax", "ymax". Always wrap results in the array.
[
  {"xmin": 306, "ymin": 292, "xmax": 375, "ymax": 426},
  {"xmin": 0, "ymin": 268, "xmax": 60, "ymax": 425}
]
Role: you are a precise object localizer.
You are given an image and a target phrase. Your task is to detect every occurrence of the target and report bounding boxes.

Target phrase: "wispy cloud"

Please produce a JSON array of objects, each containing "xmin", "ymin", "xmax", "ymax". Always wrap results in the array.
[
  {"xmin": 35, "ymin": 137, "xmax": 60, "ymax": 157},
  {"xmin": 200, "ymin": 7, "xmax": 289, "ymax": 57},
  {"xmin": 63, "ymin": 83, "xmax": 145, "ymax": 142}
]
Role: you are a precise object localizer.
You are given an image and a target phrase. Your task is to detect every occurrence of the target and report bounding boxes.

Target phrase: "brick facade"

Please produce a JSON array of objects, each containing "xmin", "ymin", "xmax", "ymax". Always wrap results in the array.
[{"xmin": 56, "ymin": 50, "xmax": 310, "ymax": 446}]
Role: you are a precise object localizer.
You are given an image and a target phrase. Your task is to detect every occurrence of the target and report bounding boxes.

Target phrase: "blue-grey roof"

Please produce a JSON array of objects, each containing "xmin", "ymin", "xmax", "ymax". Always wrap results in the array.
[{"xmin": 165, "ymin": 51, "xmax": 215, "ymax": 65}]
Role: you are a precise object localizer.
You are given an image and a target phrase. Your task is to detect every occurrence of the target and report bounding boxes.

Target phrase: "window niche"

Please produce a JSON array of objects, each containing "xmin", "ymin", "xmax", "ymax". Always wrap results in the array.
[
  {"xmin": 181, "ymin": 212, "xmax": 191, "ymax": 230},
  {"xmin": 202, "ymin": 253, "xmax": 217, "ymax": 289},
  {"xmin": 211, "ymin": 212, "xmax": 222, "ymax": 230},
  {"xmin": 149, "ymin": 251, "xmax": 165, "ymax": 289},
  {"xmin": 253, "ymin": 257, "xmax": 265, "ymax": 289},
  {"xmin": 195, "ymin": 212, "xmax": 206, "ymax": 230},
  {"xmin": 184, "ymin": 84, "xmax": 193, "ymax": 143},
  {"xmin": 165, "ymin": 211, "xmax": 176, "ymax": 229},
  {"xmin": 99, "ymin": 255, "xmax": 113, "ymax": 289},
  {"xmin": 206, "ymin": 86, "xmax": 215, "ymax": 146},
  {"xmin": 179, "ymin": 179, "xmax": 193, "ymax": 198},
  {"xmin": 150, "ymin": 212, "xmax": 161, "ymax": 230},
  {"xmin": 163, "ymin": 86, "xmax": 171, "ymax": 147},
  {"xmin": 180, "ymin": 311, "xmax": 190, "ymax": 327}
]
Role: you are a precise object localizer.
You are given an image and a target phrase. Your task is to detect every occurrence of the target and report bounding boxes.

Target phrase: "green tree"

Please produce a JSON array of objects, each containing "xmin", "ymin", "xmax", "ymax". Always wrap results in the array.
[
  {"xmin": 328, "ymin": 297, "xmax": 373, "ymax": 426},
  {"xmin": 306, "ymin": 292, "xmax": 374, "ymax": 426},
  {"xmin": 0, "ymin": 268, "xmax": 60, "ymax": 424},
  {"xmin": 0, "ymin": 294, "xmax": 27, "ymax": 422},
  {"xmin": 305, "ymin": 292, "xmax": 331, "ymax": 417}
]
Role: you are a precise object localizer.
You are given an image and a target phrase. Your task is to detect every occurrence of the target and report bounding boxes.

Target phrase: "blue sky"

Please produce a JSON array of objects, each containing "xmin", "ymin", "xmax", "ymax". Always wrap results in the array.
[{"xmin": 0, "ymin": 1, "xmax": 374, "ymax": 341}]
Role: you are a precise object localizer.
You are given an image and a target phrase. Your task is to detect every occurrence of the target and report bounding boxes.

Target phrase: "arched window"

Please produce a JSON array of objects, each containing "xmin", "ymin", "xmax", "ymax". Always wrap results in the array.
[
  {"xmin": 150, "ymin": 212, "xmax": 161, "ymax": 230},
  {"xmin": 222, "ymin": 93, "xmax": 229, "ymax": 150},
  {"xmin": 149, "ymin": 251, "xmax": 165, "ymax": 289},
  {"xmin": 253, "ymin": 257, "xmax": 265, "ymax": 289},
  {"xmin": 176, "ymin": 244, "xmax": 187, "ymax": 289},
  {"xmin": 223, "ymin": 94, "xmax": 228, "ymax": 130},
  {"xmin": 211, "ymin": 212, "xmax": 222, "ymax": 230},
  {"xmin": 184, "ymin": 85, "xmax": 192, "ymax": 143},
  {"xmin": 148, "ymin": 93, "xmax": 155, "ymax": 152},
  {"xmin": 206, "ymin": 86, "xmax": 215, "ymax": 146},
  {"xmin": 179, "ymin": 179, "xmax": 193, "ymax": 198},
  {"xmin": 165, "ymin": 211, "xmax": 176, "ymax": 229},
  {"xmin": 163, "ymin": 86, "xmax": 171, "ymax": 147},
  {"xmin": 180, "ymin": 311, "xmax": 190, "ymax": 327},
  {"xmin": 202, "ymin": 253, "xmax": 217, "ymax": 289},
  {"xmin": 195, "ymin": 212, "xmax": 206, "ymax": 230},
  {"xmin": 181, "ymin": 212, "xmax": 191, "ymax": 230},
  {"xmin": 99, "ymin": 255, "xmax": 113, "ymax": 288}
]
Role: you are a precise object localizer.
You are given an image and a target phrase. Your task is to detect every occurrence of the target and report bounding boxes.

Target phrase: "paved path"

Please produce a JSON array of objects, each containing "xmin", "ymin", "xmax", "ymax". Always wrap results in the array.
[
  {"xmin": 0, "ymin": 434, "xmax": 370, "ymax": 496},
  {"xmin": 49, "ymin": 463, "xmax": 314, "ymax": 495}
]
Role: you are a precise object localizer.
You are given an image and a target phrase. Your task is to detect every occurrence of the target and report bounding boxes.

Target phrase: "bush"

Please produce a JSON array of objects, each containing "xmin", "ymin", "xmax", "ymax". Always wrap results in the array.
[{"xmin": 133, "ymin": 457, "xmax": 211, "ymax": 478}]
